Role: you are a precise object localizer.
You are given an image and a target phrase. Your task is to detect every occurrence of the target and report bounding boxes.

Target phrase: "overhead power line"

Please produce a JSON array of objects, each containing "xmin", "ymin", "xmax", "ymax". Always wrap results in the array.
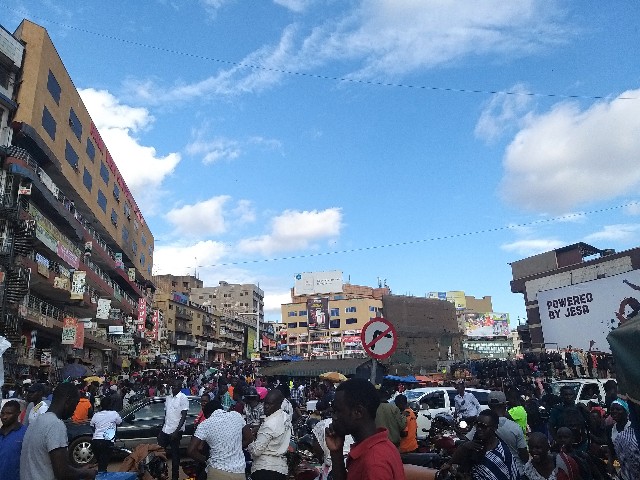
[
  {"xmin": 155, "ymin": 202, "xmax": 636, "ymax": 271},
  {"xmin": 4, "ymin": 7, "xmax": 637, "ymax": 101}
]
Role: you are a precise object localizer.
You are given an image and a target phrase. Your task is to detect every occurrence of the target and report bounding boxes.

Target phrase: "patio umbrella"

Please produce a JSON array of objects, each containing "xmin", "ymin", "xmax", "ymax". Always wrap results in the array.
[
  {"xmin": 84, "ymin": 376, "xmax": 104, "ymax": 384},
  {"xmin": 319, "ymin": 371, "xmax": 347, "ymax": 383}
]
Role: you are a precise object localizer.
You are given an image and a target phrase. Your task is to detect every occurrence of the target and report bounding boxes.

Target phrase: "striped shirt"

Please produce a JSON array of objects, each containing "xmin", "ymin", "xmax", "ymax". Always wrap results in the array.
[{"xmin": 471, "ymin": 440, "xmax": 520, "ymax": 480}]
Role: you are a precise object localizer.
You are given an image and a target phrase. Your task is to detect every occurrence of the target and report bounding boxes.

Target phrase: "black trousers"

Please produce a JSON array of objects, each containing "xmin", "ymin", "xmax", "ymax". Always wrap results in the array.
[
  {"xmin": 251, "ymin": 470, "xmax": 287, "ymax": 480},
  {"xmin": 91, "ymin": 439, "xmax": 113, "ymax": 472},
  {"xmin": 157, "ymin": 431, "xmax": 183, "ymax": 480}
]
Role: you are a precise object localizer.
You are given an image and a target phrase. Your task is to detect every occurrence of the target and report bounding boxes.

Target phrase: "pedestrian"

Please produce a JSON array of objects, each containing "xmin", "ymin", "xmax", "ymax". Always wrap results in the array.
[
  {"xmin": 194, "ymin": 393, "xmax": 211, "ymax": 427},
  {"xmin": 454, "ymin": 380, "xmax": 481, "ymax": 422},
  {"xmin": 374, "ymin": 388, "xmax": 406, "ymax": 448},
  {"xmin": 20, "ymin": 382, "xmax": 97, "ymax": 479},
  {"xmin": 89, "ymin": 394, "xmax": 122, "ymax": 473},
  {"xmin": 72, "ymin": 387, "xmax": 93, "ymax": 422},
  {"xmin": 548, "ymin": 385, "xmax": 589, "ymax": 452},
  {"xmin": 158, "ymin": 379, "xmax": 189, "ymax": 480},
  {"xmin": 23, "ymin": 383, "xmax": 49, "ymax": 426},
  {"xmin": 247, "ymin": 389, "xmax": 292, "ymax": 480},
  {"xmin": 325, "ymin": 378, "xmax": 406, "ymax": 480},
  {"xmin": 522, "ymin": 432, "xmax": 557, "ymax": 480},
  {"xmin": 187, "ymin": 399, "xmax": 253, "ymax": 480},
  {"xmin": 243, "ymin": 387, "xmax": 264, "ymax": 426},
  {"xmin": 0, "ymin": 400, "xmax": 27, "ymax": 480},
  {"xmin": 394, "ymin": 394, "xmax": 418, "ymax": 454},
  {"xmin": 606, "ymin": 399, "xmax": 640, "ymax": 480}
]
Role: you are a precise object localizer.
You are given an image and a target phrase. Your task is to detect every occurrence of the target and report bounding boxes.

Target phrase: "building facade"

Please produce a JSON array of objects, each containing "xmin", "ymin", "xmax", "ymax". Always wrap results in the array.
[
  {"xmin": 0, "ymin": 20, "xmax": 154, "ymax": 378},
  {"xmin": 280, "ymin": 283, "xmax": 388, "ymax": 359}
]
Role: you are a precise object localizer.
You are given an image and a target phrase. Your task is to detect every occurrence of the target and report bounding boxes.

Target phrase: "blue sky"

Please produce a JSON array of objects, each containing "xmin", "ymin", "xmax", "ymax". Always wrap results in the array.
[{"xmin": 4, "ymin": 1, "xmax": 640, "ymax": 323}]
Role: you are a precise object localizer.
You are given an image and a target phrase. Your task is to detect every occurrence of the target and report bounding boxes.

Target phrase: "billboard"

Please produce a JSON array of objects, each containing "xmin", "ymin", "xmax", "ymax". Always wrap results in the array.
[
  {"xmin": 294, "ymin": 271, "xmax": 343, "ymax": 295},
  {"xmin": 428, "ymin": 291, "xmax": 467, "ymax": 310},
  {"xmin": 306, "ymin": 297, "xmax": 329, "ymax": 329},
  {"xmin": 537, "ymin": 269, "xmax": 640, "ymax": 353},
  {"xmin": 464, "ymin": 312, "xmax": 510, "ymax": 337}
]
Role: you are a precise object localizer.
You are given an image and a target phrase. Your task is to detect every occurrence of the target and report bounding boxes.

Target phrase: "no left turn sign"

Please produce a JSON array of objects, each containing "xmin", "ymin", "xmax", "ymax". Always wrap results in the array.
[{"xmin": 361, "ymin": 317, "xmax": 397, "ymax": 360}]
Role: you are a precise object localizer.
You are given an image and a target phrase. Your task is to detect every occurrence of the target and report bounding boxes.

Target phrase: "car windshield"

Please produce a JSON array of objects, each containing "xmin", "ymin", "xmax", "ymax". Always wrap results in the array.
[
  {"xmin": 551, "ymin": 382, "xmax": 580, "ymax": 396},
  {"xmin": 404, "ymin": 390, "xmax": 427, "ymax": 401}
]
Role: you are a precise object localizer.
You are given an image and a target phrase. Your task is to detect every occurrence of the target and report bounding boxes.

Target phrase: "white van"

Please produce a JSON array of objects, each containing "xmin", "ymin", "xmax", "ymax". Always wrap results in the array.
[
  {"xmin": 551, "ymin": 379, "xmax": 616, "ymax": 406},
  {"xmin": 391, "ymin": 387, "xmax": 491, "ymax": 439}
]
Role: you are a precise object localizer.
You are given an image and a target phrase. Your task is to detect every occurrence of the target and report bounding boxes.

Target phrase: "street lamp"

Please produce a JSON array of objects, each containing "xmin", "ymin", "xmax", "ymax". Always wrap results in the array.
[{"xmin": 238, "ymin": 311, "xmax": 261, "ymax": 351}]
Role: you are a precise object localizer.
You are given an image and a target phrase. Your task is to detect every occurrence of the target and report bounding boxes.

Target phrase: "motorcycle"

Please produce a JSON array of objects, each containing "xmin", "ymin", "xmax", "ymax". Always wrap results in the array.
[{"xmin": 96, "ymin": 444, "xmax": 168, "ymax": 480}]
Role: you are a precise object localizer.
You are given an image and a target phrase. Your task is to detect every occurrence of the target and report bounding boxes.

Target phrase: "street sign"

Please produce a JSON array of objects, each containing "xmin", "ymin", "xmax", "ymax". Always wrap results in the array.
[{"xmin": 361, "ymin": 317, "xmax": 397, "ymax": 360}]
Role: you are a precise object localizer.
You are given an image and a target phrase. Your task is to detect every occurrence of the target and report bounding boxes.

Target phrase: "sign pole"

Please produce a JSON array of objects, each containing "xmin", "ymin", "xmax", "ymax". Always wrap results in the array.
[{"xmin": 370, "ymin": 358, "xmax": 377, "ymax": 384}]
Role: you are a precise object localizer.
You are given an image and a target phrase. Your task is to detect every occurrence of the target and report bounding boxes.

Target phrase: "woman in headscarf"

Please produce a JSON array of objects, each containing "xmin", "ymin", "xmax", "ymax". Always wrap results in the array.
[{"xmin": 607, "ymin": 399, "xmax": 640, "ymax": 480}]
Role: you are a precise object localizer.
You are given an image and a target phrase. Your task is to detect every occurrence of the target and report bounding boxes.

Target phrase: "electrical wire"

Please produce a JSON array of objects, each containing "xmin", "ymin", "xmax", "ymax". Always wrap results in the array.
[
  {"xmin": 154, "ymin": 202, "xmax": 637, "ymax": 270},
  {"xmin": 2, "ymin": 6, "xmax": 637, "ymax": 101}
]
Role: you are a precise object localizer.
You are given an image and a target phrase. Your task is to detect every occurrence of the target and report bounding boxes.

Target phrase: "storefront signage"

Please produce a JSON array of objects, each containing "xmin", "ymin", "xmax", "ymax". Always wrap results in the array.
[
  {"xmin": 70, "ymin": 271, "xmax": 86, "ymax": 300},
  {"xmin": 57, "ymin": 242, "xmax": 80, "ymax": 269},
  {"xmin": 61, "ymin": 317, "xmax": 78, "ymax": 345}
]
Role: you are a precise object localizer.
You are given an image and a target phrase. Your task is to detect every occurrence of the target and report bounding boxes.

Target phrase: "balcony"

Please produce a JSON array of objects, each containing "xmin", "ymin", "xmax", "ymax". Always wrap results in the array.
[
  {"xmin": 174, "ymin": 320, "xmax": 191, "ymax": 334},
  {"xmin": 175, "ymin": 306, "xmax": 193, "ymax": 320}
]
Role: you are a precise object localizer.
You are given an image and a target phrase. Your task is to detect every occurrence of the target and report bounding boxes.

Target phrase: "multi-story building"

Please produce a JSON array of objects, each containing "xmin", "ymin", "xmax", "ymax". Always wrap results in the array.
[
  {"xmin": 0, "ymin": 26, "xmax": 23, "ymax": 147},
  {"xmin": 0, "ymin": 20, "xmax": 154, "ymax": 377},
  {"xmin": 280, "ymin": 283, "xmax": 388, "ymax": 359}
]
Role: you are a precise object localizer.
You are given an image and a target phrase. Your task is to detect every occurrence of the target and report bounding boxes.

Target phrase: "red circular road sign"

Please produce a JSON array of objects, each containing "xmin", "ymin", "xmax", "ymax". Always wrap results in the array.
[{"xmin": 361, "ymin": 317, "xmax": 398, "ymax": 360}]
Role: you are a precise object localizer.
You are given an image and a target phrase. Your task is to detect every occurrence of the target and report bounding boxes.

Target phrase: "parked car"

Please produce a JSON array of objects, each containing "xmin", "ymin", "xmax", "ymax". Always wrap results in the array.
[
  {"xmin": 66, "ymin": 395, "xmax": 201, "ymax": 467},
  {"xmin": 391, "ymin": 387, "xmax": 491, "ymax": 439},
  {"xmin": 550, "ymin": 379, "xmax": 616, "ymax": 406}
]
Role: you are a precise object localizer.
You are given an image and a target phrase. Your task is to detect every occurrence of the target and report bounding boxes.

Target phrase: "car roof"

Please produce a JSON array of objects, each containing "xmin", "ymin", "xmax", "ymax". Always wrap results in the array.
[
  {"xmin": 552, "ymin": 379, "xmax": 615, "ymax": 385},
  {"xmin": 402, "ymin": 386, "xmax": 491, "ymax": 394}
]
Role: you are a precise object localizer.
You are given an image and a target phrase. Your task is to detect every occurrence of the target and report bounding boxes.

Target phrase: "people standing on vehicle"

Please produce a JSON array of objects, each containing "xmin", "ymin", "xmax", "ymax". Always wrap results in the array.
[
  {"xmin": 454, "ymin": 380, "xmax": 482, "ymax": 423},
  {"xmin": 443, "ymin": 409, "xmax": 520, "ymax": 480},
  {"xmin": 374, "ymin": 388, "xmax": 406, "ymax": 448},
  {"xmin": 394, "ymin": 394, "xmax": 418, "ymax": 454},
  {"xmin": 0, "ymin": 400, "xmax": 27, "ymax": 480},
  {"xmin": 548, "ymin": 386, "xmax": 589, "ymax": 452},
  {"xmin": 325, "ymin": 378, "xmax": 406, "ymax": 480},
  {"xmin": 89, "ymin": 394, "xmax": 122, "ymax": 473},
  {"xmin": 187, "ymin": 399, "xmax": 253, "ymax": 480},
  {"xmin": 23, "ymin": 383, "xmax": 49, "ymax": 426},
  {"xmin": 606, "ymin": 399, "xmax": 640, "ymax": 480},
  {"xmin": 158, "ymin": 379, "xmax": 189, "ymax": 480},
  {"xmin": 20, "ymin": 382, "xmax": 97, "ymax": 480},
  {"xmin": 247, "ymin": 389, "xmax": 292, "ymax": 480}
]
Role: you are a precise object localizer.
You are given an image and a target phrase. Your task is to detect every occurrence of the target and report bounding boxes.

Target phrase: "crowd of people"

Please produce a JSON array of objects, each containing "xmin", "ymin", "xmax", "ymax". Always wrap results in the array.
[{"xmin": 0, "ymin": 359, "xmax": 639, "ymax": 480}]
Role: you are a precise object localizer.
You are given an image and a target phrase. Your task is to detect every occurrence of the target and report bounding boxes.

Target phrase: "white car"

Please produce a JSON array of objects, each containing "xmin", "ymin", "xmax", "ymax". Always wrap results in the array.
[
  {"xmin": 550, "ymin": 378, "xmax": 616, "ymax": 406},
  {"xmin": 391, "ymin": 387, "xmax": 491, "ymax": 439}
]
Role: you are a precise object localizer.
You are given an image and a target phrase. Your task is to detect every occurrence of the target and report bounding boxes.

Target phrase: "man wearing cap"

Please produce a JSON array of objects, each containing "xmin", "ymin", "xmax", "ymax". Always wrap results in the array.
[
  {"xmin": 454, "ymin": 381, "xmax": 481, "ymax": 423},
  {"xmin": 23, "ymin": 383, "xmax": 49, "ymax": 426},
  {"xmin": 465, "ymin": 391, "xmax": 529, "ymax": 475}
]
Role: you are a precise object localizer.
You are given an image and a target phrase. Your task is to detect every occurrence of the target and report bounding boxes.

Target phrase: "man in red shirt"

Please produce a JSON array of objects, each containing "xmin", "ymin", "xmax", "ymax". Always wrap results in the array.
[{"xmin": 326, "ymin": 378, "xmax": 406, "ymax": 480}]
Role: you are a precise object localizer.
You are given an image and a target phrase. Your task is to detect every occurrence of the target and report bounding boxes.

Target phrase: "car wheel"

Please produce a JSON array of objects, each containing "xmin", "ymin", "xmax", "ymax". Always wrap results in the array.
[{"xmin": 69, "ymin": 436, "xmax": 94, "ymax": 467}]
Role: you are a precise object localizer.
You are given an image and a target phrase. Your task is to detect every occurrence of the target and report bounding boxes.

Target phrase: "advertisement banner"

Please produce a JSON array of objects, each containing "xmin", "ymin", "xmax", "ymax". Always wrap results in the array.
[
  {"xmin": 70, "ymin": 271, "xmax": 86, "ymax": 300},
  {"xmin": 108, "ymin": 325, "xmax": 124, "ymax": 334},
  {"xmin": 61, "ymin": 317, "xmax": 77, "ymax": 344},
  {"xmin": 57, "ymin": 243, "xmax": 80, "ymax": 269},
  {"xmin": 128, "ymin": 268, "xmax": 136, "ymax": 282},
  {"xmin": 96, "ymin": 299, "xmax": 111, "ymax": 320},
  {"xmin": 306, "ymin": 297, "xmax": 329, "ymax": 329},
  {"xmin": 74, "ymin": 322, "xmax": 85, "ymax": 349},
  {"xmin": 35, "ymin": 223, "xmax": 58, "ymax": 252},
  {"xmin": 53, "ymin": 276, "xmax": 70, "ymax": 290},
  {"xmin": 294, "ymin": 271, "xmax": 343, "ymax": 296},
  {"xmin": 115, "ymin": 253, "xmax": 124, "ymax": 269},
  {"xmin": 137, "ymin": 297, "xmax": 147, "ymax": 324},
  {"xmin": 537, "ymin": 269, "xmax": 640, "ymax": 353},
  {"xmin": 464, "ymin": 312, "xmax": 510, "ymax": 337}
]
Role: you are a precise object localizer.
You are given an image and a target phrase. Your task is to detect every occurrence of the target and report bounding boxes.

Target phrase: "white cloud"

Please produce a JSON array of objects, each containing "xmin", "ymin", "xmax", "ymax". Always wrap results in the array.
[
  {"xmin": 264, "ymin": 290, "xmax": 293, "ymax": 316},
  {"xmin": 501, "ymin": 238, "xmax": 565, "ymax": 256},
  {"xmin": 584, "ymin": 224, "xmax": 640, "ymax": 243},
  {"xmin": 129, "ymin": 1, "xmax": 569, "ymax": 103},
  {"xmin": 238, "ymin": 208, "xmax": 343, "ymax": 255},
  {"xmin": 186, "ymin": 137, "xmax": 241, "ymax": 165},
  {"xmin": 475, "ymin": 84, "xmax": 533, "ymax": 142},
  {"xmin": 624, "ymin": 202, "xmax": 640, "ymax": 216},
  {"xmin": 232, "ymin": 200, "xmax": 257, "ymax": 225},
  {"xmin": 200, "ymin": 0, "xmax": 232, "ymax": 17},
  {"xmin": 273, "ymin": 0, "xmax": 312, "ymax": 13},
  {"xmin": 79, "ymin": 88, "xmax": 180, "ymax": 215},
  {"xmin": 165, "ymin": 196, "xmax": 231, "ymax": 236},
  {"xmin": 153, "ymin": 239, "xmax": 228, "ymax": 276},
  {"xmin": 500, "ymin": 88, "xmax": 640, "ymax": 213}
]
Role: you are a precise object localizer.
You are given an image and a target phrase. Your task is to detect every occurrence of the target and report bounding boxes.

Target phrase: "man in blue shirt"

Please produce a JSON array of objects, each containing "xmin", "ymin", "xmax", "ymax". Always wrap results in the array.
[{"xmin": 0, "ymin": 400, "xmax": 27, "ymax": 480}]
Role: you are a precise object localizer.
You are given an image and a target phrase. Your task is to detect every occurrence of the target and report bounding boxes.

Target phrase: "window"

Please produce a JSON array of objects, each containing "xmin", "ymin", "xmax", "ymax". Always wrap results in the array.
[
  {"xmin": 97, "ymin": 190, "xmax": 107, "ymax": 212},
  {"xmin": 42, "ymin": 107, "xmax": 56, "ymax": 140},
  {"xmin": 299, "ymin": 310, "xmax": 307, "ymax": 316},
  {"xmin": 133, "ymin": 219, "xmax": 139, "ymax": 232},
  {"xmin": 287, "ymin": 311, "xmax": 298, "ymax": 317},
  {"xmin": 169, "ymin": 304, "xmax": 173, "ymax": 309},
  {"xmin": 122, "ymin": 226, "xmax": 129, "ymax": 243},
  {"xmin": 369, "ymin": 306, "xmax": 376, "ymax": 312},
  {"xmin": 124, "ymin": 202, "xmax": 131, "ymax": 220},
  {"xmin": 140, "ymin": 254, "xmax": 145, "ymax": 266},
  {"xmin": 287, "ymin": 322, "xmax": 297, "ymax": 328},
  {"xmin": 0, "ymin": 64, "xmax": 9, "ymax": 89},
  {"xmin": 110, "ymin": 209, "xmax": 118, "ymax": 226},
  {"xmin": 69, "ymin": 108, "xmax": 82, "ymax": 140},
  {"xmin": 346, "ymin": 318, "xmax": 357, "ymax": 325},
  {"xmin": 147, "ymin": 265, "xmax": 152, "ymax": 275},
  {"xmin": 329, "ymin": 319, "xmax": 341, "ymax": 328},
  {"xmin": 141, "ymin": 234, "xmax": 146, "ymax": 246},
  {"xmin": 65, "ymin": 141, "xmax": 78, "ymax": 169},
  {"xmin": 86, "ymin": 138, "xmax": 96, "ymax": 161},
  {"xmin": 113, "ymin": 184, "xmax": 120, "ymax": 202},
  {"xmin": 82, "ymin": 168, "xmax": 92, "ymax": 191},
  {"xmin": 100, "ymin": 162, "xmax": 110, "ymax": 184},
  {"xmin": 330, "ymin": 308, "xmax": 340, "ymax": 317},
  {"xmin": 47, "ymin": 70, "xmax": 61, "ymax": 104},
  {"xmin": 298, "ymin": 322, "xmax": 308, "ymax": 328},
  {"xmin": 345, "ymin": 306, "xmax": 357, "ymax": 313},
  {"xmin": 132, "ymin": 241, "xmax": 138, "ymax": 255}
]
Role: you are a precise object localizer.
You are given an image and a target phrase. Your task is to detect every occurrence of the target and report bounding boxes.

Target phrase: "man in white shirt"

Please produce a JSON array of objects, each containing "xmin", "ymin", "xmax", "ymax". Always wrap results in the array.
[
  {"xmin": 187, "ymin": 399, "xmax": 253, "ymax": 480},
  {"xmin": 158, "ymin": 379, "xmax": 189, "ymax": 480},
  {"xmin": 247, "ymin": 389, "xmax": 292, "ymax": 480},
  {"xmin": 453, "ymin": 381, "xmax": 481, "ymax": 421}
]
